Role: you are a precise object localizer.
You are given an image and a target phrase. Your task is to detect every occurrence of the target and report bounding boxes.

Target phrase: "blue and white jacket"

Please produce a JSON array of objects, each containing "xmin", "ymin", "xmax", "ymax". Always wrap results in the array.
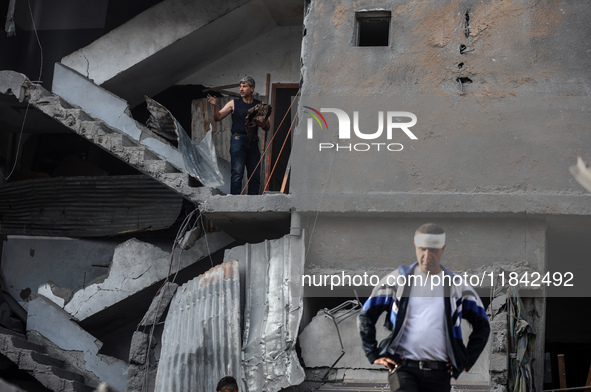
[{"xmin": 357, "ymin": 262, "xmax": 490, "ymax": 379}]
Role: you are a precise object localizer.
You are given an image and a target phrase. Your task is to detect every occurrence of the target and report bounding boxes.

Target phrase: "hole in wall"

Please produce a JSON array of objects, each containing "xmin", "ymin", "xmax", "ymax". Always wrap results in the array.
[
  {"xmin": 458, "ymin": 62, "xmax": 464, "ymax": 70},
  {"xmin": 459, "ymin": 44, "xmax": 467, "ymax": 54},
  {"xmin": 456, "ymin": 77, "xmax": 473, "ymax": 84},
  {"xmin": 464, "ymin": 10, "xmax": 470, "ymax": 38},
  {"xmin": 20, "ymin": 288, "xmax": 31, "ymax": 300},
  {"xmin": 355, "ymin": 11, "xmax": 391, "ymax": 47}
]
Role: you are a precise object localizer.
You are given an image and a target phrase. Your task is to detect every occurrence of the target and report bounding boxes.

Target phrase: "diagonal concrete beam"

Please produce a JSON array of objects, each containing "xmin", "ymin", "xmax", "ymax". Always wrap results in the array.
[{"xmin": 60, "ymin": 0, "xmax": 276, "ymax": 105}]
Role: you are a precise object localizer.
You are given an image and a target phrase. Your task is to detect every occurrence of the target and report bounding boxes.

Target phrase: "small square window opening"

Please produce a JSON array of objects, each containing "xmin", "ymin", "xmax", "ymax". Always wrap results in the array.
[{"xmin": 356, "ymin": 11, "xmax": 391, "ymax": 47}]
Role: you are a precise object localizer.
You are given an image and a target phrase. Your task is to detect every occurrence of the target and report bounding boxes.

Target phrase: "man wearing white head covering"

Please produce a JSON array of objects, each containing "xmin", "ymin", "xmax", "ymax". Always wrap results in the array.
[{"xmin": 358, "ymin": 223, "xmax": 490, "ymax": 392}]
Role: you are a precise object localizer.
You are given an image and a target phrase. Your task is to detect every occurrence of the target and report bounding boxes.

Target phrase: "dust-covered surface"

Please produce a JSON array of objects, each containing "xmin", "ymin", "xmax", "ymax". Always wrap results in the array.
[{"xmin": 293, "ymin": 0, "xmax": 591, "ymax": 213}]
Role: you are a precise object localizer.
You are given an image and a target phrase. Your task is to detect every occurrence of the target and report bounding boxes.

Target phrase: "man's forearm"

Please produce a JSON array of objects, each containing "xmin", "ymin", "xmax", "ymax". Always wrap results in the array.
[{"xmin": 212, "ymin": 105, "xmax": 221, "ymax": 121}]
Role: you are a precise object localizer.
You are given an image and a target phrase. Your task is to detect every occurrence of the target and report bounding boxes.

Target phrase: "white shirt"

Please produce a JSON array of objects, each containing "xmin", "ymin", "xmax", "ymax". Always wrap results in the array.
[{"xmin": 395, "ymin": 269, "xmax": 449, "ymax": 362}]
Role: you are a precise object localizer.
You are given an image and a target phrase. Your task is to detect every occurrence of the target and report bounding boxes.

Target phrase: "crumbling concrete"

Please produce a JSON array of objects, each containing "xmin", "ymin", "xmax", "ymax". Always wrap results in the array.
[
  {"xmin": 26, "ymin": 295, "xmax": 127, "ymax": 392},
  {"xmin": 52, "ymin": 63, "xmax": 186, "ymax": 170},
  {"xmin": 300, "ymin": 310, "xmax": 388, "ymax": 370},
  {"xmin": 0, "ymin": 70, "xmax": 224, "ymax": 203},
  {"xmin": 59, "ymin": 0, "xmax": 276, "ymax": 105},
  {"xmin": 125, "ymin": 282, "xmax": 178, "ymax": 392},
  {"xmin": 489, "ymin": 309, "xmax": 509, "ymax": 391},
  {"xmin": 299, "ymin": 309, "xmax": 490, "ymax": 385},
  {"xmin": 128, "ymin": 331, "xmax": 150, "ymax": 366},
  {"xmin": 1, "ymin": 236, "xmax": 117, "ymax": 307},
  {"xmin": 138, "ymin": 282, "xmax": 178, "ymax": 327},
  {"xmin": 43, "ymin": 233, "xmax": 233, "ymax": 322}
]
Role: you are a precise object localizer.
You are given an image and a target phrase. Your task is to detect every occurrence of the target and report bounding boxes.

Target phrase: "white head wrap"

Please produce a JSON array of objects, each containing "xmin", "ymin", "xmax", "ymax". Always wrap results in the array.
[{"xmin": 414, "ymin": 233, "xmax": 446, "ymax": 249}]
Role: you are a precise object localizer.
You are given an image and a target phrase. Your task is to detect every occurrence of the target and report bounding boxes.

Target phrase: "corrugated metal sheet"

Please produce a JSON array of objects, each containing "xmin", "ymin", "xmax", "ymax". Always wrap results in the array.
[
  {"xmin": 155, "ymin": 260, "xmax": 243, "ymax": 392},
  {"xmin": 191, "ymin": 96, "xmax": 269, "ymax": 165},
  {"xmin": 224, "ymin": 233, "xmax": 306, "ymax": 392},
  {"xmin": 192, "ymin": 97, "xmax": 234, "ymax": 164},
  {"xmin": 0, "ymin": 175, "xmax": 182, "ymax": 236}
]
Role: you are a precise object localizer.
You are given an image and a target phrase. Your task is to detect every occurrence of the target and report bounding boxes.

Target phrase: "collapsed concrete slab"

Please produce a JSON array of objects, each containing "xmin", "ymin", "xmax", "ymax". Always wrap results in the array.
[
  {"xmin": 58, "ymin": 0, "xmax": 276, "ymax": 105},
  {"xmin": 27, "ymin": 295, "xmax": 128, "ymax": 392},
  {"xmin": 39, "ymin": 232, "xmax": 233, "ymax": 322}
]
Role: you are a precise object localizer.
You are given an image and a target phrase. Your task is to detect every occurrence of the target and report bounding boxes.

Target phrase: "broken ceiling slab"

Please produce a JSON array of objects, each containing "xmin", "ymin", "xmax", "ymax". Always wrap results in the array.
[
  {"xmin": 0, "ymin": 175, "xmax": 183, "ymax": 237},
  {"xmin": 47, "ymin": 232, "xmax": 234, "ymax": 322},
  {"xmin": 155, "ymin": 260, "xmax": 242, "ymax": 392},
  {"xmin": 1, "ymin": 236, "xmax": 116, "ymax": 307},
  {"xmin": 0, "ymin": 70, "xmax": 28, "ymax": 101},
  {"xmin": 201, "ymin": 193, "xmax": 292, "ymax": 242},
  {"xmin": 224, "ymin": 233, "xmax": 306, "ymax": 392},
  {"xmin": 59, "ymin": 0, "xmax": 280, "ymax": 105},
  {"xmin": 27, "ymin": 294, "xmax": 128, "ymax": 392}
]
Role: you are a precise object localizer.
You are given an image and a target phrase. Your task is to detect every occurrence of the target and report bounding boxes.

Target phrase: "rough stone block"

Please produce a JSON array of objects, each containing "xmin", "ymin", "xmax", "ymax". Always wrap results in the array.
[
  {"xmin": 129, "ymin": 332, "xmax": 149, "ymax": 365},
  {"xmin": 490, "ymin": 352, "xmax": 508, "ymax": 373},
  {"xmin": 61, "ymin": 233, "xmax": 233, "ymax": 321},
  {"xmin": 126, "ymin": 364, "xmax": 145, "ymax": 392},
  {"xmin": 139, "ymin": 282, "xmax": 178, "ymax": 327}
]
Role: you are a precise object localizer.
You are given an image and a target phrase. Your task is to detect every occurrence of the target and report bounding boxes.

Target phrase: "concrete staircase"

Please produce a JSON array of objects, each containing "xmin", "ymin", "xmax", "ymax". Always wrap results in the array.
[
  {"xmin": 0, "ymin": 326, "xmax": 95, "ymax": 392},
  {"xmin": 0, "ymin": 70, "xmax": 224, "ymax": 204}
]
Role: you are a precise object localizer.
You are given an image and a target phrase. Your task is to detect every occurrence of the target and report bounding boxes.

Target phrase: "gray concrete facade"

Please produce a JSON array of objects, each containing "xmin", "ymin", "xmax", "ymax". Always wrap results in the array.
[{"xmin": 287, "ymin": 1, "xmax": 591, "ymax": 390}]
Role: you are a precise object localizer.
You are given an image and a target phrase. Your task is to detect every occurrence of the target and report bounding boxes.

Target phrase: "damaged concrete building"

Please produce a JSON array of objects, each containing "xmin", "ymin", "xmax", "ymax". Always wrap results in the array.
[{"xmin": 1, "ymin": 0, "xmax": 590, "ymax": 391}]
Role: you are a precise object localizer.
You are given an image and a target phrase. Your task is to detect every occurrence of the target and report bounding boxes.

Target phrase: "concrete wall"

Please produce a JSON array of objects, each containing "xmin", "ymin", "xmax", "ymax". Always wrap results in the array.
[
  {"xmin": 287, "ymin": 3, "xmax": 591, "ymax": 389},
  {"xmin": 180, "ymin": 25, "xmax": 303, "ymax": 94},
  {"xmin": 1, "ymin": 236, "xmax": 117, "ymax": 306},
  {"xmin": 59, "ymin": 0, "xmax": 287, "ymax": 105},
  {"xmin": 290, "ymin": 0, "xmax": 591, "ymax": 214},
  {"xmin": 302, "ymin": 217, "xmax": 545, "ymax": 281}
]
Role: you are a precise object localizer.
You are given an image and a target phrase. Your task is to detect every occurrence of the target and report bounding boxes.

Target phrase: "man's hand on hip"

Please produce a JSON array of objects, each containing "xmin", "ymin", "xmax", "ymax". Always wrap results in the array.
[{"xmin": 374, "ymin": 357, "xmax": 399, "ymax": 370}]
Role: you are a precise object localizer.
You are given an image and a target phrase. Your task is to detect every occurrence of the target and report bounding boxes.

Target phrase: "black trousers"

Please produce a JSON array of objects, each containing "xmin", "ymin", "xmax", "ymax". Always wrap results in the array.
[{"xmin": 387, "ymin": 365, "xmax": 451, "ymax": 392}]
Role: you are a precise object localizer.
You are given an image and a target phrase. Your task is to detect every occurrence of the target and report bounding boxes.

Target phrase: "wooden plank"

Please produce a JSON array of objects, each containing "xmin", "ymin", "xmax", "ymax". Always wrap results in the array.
[
  {"xmin": 280, "ymin": 165, "xmax": 290, "ymax": 194},
  {"xmin": 558, "ymin": 354, "xmax": 567, "ymax": 389},
  {"xmin": 0, "ymin": 175, "xmax": 182, "ymax": 237}
]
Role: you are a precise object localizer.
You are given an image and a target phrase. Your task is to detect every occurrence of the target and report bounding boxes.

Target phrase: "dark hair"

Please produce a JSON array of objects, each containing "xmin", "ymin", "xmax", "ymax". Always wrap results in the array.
[
  {"xmin": 216, "ymin": 376, "xmax": 238, "ymax": 392},
  {"xmin": 415, "ymin": 223, "xmax": 445, "ymax": 235}
]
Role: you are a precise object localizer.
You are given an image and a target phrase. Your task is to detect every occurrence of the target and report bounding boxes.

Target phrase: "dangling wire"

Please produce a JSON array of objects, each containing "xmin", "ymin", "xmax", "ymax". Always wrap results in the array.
[{"xmin": 1, "ymin": 0, "xmax": 44, "ymax": 182}]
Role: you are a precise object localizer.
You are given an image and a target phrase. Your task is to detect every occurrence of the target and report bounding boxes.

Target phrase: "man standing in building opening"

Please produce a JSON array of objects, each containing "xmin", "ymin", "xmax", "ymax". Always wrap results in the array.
[
  {"xmin": 207, "ymin": 76, "xmax": 270, "ymax": 195},
  {"xmin": 358, "ymin": 223, "xmax": 490, "ymax": 392}
]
